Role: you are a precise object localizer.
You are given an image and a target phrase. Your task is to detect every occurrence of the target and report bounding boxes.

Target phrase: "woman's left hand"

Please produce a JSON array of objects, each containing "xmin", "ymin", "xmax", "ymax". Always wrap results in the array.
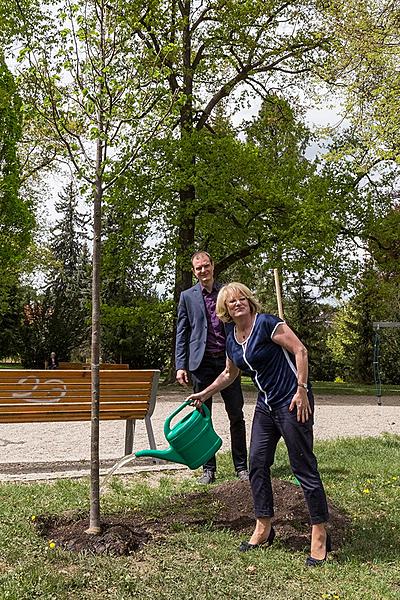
[{"xmin": 289, "ymin": 388, "xmax": 312, "ymax": 423}]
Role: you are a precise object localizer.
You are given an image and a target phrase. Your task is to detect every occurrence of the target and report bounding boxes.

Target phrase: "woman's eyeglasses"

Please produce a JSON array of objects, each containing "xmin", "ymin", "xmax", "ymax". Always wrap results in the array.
[{"xmin": 227, "ymin": 297, "xmax": 248, "ymax": 306}]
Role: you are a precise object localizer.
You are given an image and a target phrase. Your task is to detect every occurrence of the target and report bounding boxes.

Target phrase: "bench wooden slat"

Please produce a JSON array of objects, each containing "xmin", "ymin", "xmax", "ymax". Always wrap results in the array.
[
  {"xmin": 0, "ymin": 385, "xmax": 151, "ymax": 394},
  {"xmin": 0, "ymin": 412, "xmax": 148, "ymax": 423},
  {"xmin": 0, "ymin": 383, "xmax": 151, "ymax": 393},
  {"xmin": 58, "ymin": 363, "xmax": 129, "ymax": 370},
  {"xmin": 0, "ymin": 380, "xmax": 152, "ymax": 387},
  {"xmin": 0, "ymin": 390, "xmax": 149, "ymax": 405},
  {"xmin": 0, "ymin": 381, "xmax": 151, "ymax": 397},
  {"xmin": 0, "ymin": 370, "xmax": 155, "ymax": 382},
  {"xmin": 0, "ymin": 401, "xmax": 149, "ymax": 415},
  {"xmin": 0, "ymin": 396, "xmax": 149, "ymax": 412},
  {"xmin": 0, "ymin": 404, "xmax": 148, "ymax": 410}
]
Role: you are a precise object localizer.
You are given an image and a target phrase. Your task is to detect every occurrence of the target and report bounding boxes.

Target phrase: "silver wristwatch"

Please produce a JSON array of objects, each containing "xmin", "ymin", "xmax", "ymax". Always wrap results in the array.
[{"xmin": 297, "ymin": 382, "xmax": 308, "ymax": 390}]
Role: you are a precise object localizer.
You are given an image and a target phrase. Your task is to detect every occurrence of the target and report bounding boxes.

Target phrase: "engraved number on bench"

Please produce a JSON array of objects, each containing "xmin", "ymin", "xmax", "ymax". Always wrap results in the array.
[{"xmin": 12, "ymin": 376, "xmax": 67, "ymax": 403}]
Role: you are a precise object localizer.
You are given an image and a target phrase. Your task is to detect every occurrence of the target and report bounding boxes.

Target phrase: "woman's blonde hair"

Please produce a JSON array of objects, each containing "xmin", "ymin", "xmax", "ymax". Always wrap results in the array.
[{"xmin": 216, "ymin": 282, "xmax": 261, "ymax": 323}]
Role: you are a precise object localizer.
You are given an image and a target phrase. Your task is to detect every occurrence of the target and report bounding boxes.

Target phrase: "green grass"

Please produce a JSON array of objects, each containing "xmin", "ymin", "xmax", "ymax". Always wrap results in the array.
[
  {"xmin": 311, "ymin": 381, "xmax": 400, "ymax": 396},
  {"xmin": 239, "ymin": 379, "xmax": 400, "ymax": 396},
  {"xmin": 1, "ymin": 436, "xmax": 400, "ymax": 599},
  {"xmin": 162, "ymin": 380, "xmax": 400, "ymax": 397}
]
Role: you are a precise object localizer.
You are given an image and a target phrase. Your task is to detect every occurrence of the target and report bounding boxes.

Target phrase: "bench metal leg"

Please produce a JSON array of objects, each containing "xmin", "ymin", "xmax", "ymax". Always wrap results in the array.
[
  {"xmin": 124, "ymin": 419, "xmax": 136, "ymax": 455},
  {"xmin": 145, "ymin": 415, "xmax": 156, "ymax": 449}
]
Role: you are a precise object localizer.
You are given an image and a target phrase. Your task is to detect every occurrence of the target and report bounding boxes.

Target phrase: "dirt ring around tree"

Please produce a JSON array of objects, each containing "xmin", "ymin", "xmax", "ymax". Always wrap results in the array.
[{"xmin": 34, "ymin": 478, "xmax": 350, "ymax": 556}]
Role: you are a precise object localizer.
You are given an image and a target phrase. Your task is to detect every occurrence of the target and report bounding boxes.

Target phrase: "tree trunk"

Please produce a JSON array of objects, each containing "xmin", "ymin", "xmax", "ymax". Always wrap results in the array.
[
  {"xmin": 87, "ymin": 4, "xmax": 106, "ymax": 534},
  {"xmin": 167, "ymin": 0, "xmax": 196, "ymax": 381},
  {"xmin": 87, "ymin": 158, "xmax": 103, "ymax": 535}
]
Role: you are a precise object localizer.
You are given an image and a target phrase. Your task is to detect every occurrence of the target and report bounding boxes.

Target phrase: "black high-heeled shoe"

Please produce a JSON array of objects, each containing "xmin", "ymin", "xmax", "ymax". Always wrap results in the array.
[
  {"xmin": 239, "ymin": 526, "xmax": 276, "ymax": 552},
  {"xmin": 305, "ymin": 532, "xmax": 332, "ymax": 566}
]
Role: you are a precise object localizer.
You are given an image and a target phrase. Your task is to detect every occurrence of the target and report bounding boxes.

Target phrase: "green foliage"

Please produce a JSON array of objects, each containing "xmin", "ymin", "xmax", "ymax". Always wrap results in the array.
[
  {"xmin": 284, "ymin": 278, "xmax": 336, "ymax": 381},
  {"xmin": 327, "ymin": 303, "xmax": 357, "ymax": 380},
  {"xmin": 0, "ymin": 55, "xmax": 35, "ymax": 360},
  {"xmin": 19, "ymin": 182, "xmax": 91, "ymax": 367},
  {"xmin": 0, "ymin": 54, "xmax": 34, "ymax": 274},
  {"xmin": 0, "ymin": 282, "xmax": 25, "ymax": 360},
  {"xmin": 367, "ymin": 205, "xmax": 400, "ymax": 281},
  {"xmin": 125, "ymin": 97, "xmax": 363, "ymax": 295},
  {"xmin": 123, "ymin": 0, "xmax": 334, "ymax": 293},
  {"xmin": 101, "ymin": 185, "xmax": 173, "ymax": 370},
  {"xmin": 327, "ymin": 265, "xmax": 400, "ymax": 384},
  {"xmin": 324, "ymin": 0, "xmax": 400, "ymax": 163},
  {"xmin": 16, "ymin": 0, "xmax": 173, "ymax": 187},
  {"xmin": 101, "ymin": 299, "xmax": 174, "ymax": 371}
]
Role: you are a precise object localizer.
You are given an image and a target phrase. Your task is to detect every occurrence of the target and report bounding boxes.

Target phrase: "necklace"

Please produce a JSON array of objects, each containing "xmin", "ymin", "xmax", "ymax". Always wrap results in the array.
[{"xmin": 236, "ymin": 318, "xmax": 254, "ymax": 341}]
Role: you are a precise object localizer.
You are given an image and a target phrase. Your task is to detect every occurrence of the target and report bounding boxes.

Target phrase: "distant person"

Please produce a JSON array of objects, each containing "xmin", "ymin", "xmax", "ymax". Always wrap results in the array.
[
  {"xmin": 175, "ymin": 251, "xmax": 248, "ymax": 484},
  {"xmin": 187, "ymin": 282, "xmax": 330, "ymax": 566},
  {"xmin": 47, "ymin": 352, "xmax": 59, "ymax": 370}
]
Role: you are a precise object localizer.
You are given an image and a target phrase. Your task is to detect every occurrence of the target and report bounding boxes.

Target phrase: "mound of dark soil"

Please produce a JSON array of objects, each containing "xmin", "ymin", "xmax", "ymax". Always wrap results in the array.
[{"xmin": 35, "ymin": 478, "xmax": 350, "ymax": 556}]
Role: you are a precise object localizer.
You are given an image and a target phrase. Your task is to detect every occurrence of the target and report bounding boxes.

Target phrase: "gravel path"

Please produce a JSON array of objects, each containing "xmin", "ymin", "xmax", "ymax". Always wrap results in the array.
[{"xmin": 0, "ymin": 391, "xmax": 398, "ymax": 482}]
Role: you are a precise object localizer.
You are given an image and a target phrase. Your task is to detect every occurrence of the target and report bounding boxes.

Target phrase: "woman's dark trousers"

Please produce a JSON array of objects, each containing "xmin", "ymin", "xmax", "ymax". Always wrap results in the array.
[{"xmin": 249, "ymin": 399, "xmax": 328, "ymax": 524}]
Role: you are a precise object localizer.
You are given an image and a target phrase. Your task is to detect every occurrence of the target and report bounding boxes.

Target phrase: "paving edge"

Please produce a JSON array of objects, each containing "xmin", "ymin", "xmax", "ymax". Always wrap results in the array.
[{"xmin": 0, "ymin": 463, "xmax": 189, "ymax": 483}]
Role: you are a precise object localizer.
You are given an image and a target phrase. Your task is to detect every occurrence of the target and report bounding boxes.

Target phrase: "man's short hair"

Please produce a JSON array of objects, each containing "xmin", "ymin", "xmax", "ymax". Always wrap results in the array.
[{"xmin": 191, "ymin": 250, "xmax": 213, "ymax": 265}]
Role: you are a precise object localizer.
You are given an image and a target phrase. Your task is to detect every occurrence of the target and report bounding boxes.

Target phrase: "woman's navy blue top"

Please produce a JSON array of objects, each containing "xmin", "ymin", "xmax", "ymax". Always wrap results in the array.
[{"xmin": 226, "ymin": 313, "xmax": 300, "ymax": 410}]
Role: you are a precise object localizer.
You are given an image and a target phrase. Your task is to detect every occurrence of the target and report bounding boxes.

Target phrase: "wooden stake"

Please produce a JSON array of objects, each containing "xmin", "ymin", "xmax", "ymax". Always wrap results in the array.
[{"xmin": 273, "ymin": 268, "xmax": 284, "ymax": 319}]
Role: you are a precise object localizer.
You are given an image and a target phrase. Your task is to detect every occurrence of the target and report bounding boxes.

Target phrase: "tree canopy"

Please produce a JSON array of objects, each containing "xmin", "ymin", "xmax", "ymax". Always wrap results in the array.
[{"xmin": 0, "ymin": 54, "xmax": 34, "ymax": 281}]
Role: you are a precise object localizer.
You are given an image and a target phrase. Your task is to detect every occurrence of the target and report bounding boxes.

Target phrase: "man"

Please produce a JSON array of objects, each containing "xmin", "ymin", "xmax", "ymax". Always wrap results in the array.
[
  {"xmin": 175, "ymin": 251, "xmax": 248, "ymax": 484},
  {"xmin": 47, "ymin": 352, "xmax": 58, "ymax": 369}
]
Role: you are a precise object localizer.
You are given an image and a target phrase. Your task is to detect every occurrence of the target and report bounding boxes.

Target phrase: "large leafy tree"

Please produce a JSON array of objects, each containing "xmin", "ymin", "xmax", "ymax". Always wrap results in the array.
[
  {"xmin": 104, "ymin": 96, "xmax": 348, "ymax": 375},
  {"xmin": 106, "ymin": 94, "xmax": 384, "ymax": 378},
  {"xmin": 0, "ymin": 54, "xmax": 34, "ymax": 288},
  {"xmin": 0, "ymin": 52, "xmax": 35, "ymax": 359},
  {"xmin": 126, "ymin": 0, "xmax": 332, "ymax": 301},
  {"xmin": 190, "ymin": 99, "xmax": 347, "ymax": 278},
  {"xmin": 324, "ymin": 0, "xmax": 400, "ymax": 165},
  {"xmin": 319, "ymin": 0, "xmax": 400, "ymax": 375}
]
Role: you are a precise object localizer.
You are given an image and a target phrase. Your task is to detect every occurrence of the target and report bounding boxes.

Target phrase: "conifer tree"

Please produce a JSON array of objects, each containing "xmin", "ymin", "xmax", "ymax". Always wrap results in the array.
[
  {"xmin": 19, "ymin": 181, "xmax": 91, "ymax": 366},
  {"xmin": 44, "ymin": 181, "xmax": 91, "ymax": 359}
]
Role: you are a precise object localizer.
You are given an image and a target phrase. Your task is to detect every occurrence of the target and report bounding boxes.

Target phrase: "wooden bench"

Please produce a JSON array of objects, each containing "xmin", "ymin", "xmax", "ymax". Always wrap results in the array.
[
  {"xmin": 0, "ymin": 369, "xmax": 159, "ymax": 455},
  {"xmin": 57, "ymin": 362, "xmax": 129, "ymax": 370}
]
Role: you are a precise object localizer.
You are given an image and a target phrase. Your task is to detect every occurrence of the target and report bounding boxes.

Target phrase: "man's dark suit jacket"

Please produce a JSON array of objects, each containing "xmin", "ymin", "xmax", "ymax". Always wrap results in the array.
[{"xmin": 175, "ymin": 282, "xmax": 224, "ymax": 373}]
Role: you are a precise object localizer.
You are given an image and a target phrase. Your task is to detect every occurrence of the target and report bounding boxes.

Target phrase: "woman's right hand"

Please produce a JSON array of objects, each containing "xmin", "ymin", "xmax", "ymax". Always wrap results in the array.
[{"xmin": 186, "ymin": 392, "xmax": 207, "ymax": 409}]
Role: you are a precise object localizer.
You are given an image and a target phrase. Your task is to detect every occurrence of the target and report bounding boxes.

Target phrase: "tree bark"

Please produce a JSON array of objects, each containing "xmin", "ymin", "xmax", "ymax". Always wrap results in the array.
[
  {"xmin": 87, "ymin": 1, "xmax": 106, "ymax": 535},
  {"xmin": 87, "ymin": 141, "xmax": 103, "ymax": 536}
]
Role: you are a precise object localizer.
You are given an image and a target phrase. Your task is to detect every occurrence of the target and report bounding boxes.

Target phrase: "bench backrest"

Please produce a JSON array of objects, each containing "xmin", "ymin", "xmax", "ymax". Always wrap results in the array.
[
  {"xmin": 0, "ymin": 369, "xmax": 160, "ymax": 424},
  {"xmin": 58, "ymin": 362, "xmax": 129, "ymax": 370}
]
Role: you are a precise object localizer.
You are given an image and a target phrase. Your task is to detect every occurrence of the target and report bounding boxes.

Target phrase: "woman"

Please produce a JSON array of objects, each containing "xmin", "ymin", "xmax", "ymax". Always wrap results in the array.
[{"xmin": 187, "ymin": 282, "xmax": 330, "ymax": 566}]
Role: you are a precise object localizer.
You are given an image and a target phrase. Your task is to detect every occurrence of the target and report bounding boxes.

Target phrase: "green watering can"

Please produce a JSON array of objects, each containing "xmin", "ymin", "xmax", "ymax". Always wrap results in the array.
[{"xmin": 135, "ymin": 400, "xmax": 222, "ymax": 469}]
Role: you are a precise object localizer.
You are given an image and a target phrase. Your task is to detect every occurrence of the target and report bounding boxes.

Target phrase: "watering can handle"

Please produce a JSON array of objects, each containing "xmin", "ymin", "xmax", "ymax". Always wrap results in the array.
[{"xmin": 164, "ymin": 399, "xmax": 210, "ymax": 438}]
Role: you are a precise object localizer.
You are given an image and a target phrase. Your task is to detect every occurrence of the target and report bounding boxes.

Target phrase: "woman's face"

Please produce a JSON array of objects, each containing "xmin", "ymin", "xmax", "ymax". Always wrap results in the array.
[{"xmin": 225, "ymin": 292, "xmax": 251, "ymax": 321}]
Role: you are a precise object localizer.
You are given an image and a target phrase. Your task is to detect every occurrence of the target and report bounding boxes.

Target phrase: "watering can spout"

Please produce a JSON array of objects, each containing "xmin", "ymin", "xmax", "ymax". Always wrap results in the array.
[{"xmin": 135, "ymin": 447, "xmax": 185, "ymax": 465}]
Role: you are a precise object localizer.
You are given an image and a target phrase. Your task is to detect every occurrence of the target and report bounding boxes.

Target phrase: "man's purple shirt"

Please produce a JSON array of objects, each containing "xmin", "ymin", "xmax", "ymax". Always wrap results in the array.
[{"xmin": 202, "ymin": 285, "xmax": 226, "ymax": 353}]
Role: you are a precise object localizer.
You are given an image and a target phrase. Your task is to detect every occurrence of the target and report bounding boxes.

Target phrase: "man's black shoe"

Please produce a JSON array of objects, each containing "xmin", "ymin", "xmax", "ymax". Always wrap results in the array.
[
  {"xmin": 198, "ymin": 470, "xmax": 215, "ymax": 484},
  {"xmin": 237, "ymin": 469, "xmax": 249, "ymax": 482}
]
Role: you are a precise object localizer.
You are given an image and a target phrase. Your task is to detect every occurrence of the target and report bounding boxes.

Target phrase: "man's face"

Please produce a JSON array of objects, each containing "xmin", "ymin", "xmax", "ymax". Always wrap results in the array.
[{"xmin": 192, "ymin": 253, "xmax": 214, "ymax": 287}]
